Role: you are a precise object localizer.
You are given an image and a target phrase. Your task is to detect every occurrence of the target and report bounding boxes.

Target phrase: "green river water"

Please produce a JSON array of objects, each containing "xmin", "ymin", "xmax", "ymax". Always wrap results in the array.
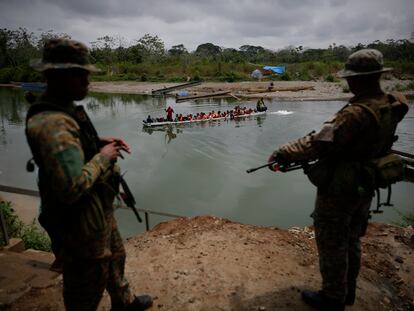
[{"xmin": 0, "ymin": 88, "xmax": 413, "ymax": 237}]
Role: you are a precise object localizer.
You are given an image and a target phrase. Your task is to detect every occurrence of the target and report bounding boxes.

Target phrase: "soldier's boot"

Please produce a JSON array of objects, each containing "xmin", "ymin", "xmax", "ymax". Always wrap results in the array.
[
  {"xmin": 123, "ymin": 295, "xmax": 153, "ymax": 311},
  {"xmin": 345, "ymin": 282, "xmax": 356, "ymax": 306},
  {"xmin": 301, "ymin": 290, "xmax": 345, "ymax": 311}
]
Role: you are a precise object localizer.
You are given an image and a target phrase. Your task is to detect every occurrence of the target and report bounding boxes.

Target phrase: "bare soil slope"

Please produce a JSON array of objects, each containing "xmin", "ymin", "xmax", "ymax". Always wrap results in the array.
[{"xmin": 4, "ymin": 216, "xmax": 414, "ymax": 311}]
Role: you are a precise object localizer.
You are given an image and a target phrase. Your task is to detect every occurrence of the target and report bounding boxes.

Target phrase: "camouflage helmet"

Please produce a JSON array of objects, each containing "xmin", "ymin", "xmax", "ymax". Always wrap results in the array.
[
  {"xmin": 31, "ymin": 38, "xmax": 99, "ymax": 72},
  {"xmin": 337, "ymin": 49, "xmax": 392, "ymax": 78}
]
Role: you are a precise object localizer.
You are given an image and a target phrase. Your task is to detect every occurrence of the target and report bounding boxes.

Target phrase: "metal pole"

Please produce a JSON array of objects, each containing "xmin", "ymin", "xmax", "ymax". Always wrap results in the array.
[
  {"xmin": 0, "ymin": 207, "xmax": 9, "ymax": 246},
  {"xmin": 145, "ymin": 212, "xmax": 150, "ymax": 231}
]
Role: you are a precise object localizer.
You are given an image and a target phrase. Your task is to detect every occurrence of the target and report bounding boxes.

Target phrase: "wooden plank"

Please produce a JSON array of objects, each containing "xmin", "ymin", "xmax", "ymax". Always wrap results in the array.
[
  {"xmin": 247, "ymin": 85, "xmax": 315, "ymax": 93},
  {"xmin": 175, "ymin": 91, "xmax": 231, "ymax": 102},
  {"xmin": 229, "ymin": 93, "xmax": 242, "ymax": 101},
  {"xmin": 152, "ymin": 81, "xmax": 202, "ymax": 95},
  {"xmin": 0, "ymin": 84, "xmax": 18, "ymax": 88}
]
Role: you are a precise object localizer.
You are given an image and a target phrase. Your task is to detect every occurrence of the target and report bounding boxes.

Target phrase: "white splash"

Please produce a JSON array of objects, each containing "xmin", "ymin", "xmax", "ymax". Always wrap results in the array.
[{"xmin": 270, "ymin": 110, "xmax": 294, "ymax": 115}]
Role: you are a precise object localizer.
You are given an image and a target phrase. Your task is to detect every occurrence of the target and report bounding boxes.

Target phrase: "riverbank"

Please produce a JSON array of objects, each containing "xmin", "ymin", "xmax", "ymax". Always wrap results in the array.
[
  {"xmin": 89, "ymin": 79, "xmax": 414, "ymax": 101},
  {"xmin": 2, "ymin": 216, "xmax": 413, "ymax": 311}
]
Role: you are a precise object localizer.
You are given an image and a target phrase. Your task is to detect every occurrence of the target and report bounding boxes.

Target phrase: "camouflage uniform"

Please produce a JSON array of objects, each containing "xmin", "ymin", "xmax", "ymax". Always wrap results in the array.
[
  {"xmin": 272, "ymin": 49, "xmax": 409, "ymax": 305},
  {"xmin": 26, "ymin": 39, "xmax": 132, "ymax": 311}
]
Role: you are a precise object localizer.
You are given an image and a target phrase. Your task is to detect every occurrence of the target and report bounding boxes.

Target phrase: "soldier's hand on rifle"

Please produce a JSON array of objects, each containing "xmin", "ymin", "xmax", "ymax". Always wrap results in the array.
[
  {"xmin": 267, "ymin": 150, "xmax": 287, "ymax": 172},
  {"xmin": 100, "ymin": 142, "xmax": 124, "ymax": 162}
]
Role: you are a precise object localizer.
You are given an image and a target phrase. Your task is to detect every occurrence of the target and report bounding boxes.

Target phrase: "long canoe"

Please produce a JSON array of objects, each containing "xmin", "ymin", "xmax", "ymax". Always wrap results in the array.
[{"xmin": 142, "ymin": 111, "xmax": 266, "ymax": 128}]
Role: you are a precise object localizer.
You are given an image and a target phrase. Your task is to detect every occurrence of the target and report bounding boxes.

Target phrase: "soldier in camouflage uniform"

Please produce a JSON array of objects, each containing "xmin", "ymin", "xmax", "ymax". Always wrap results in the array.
[
  {"xmin": 268, "ymin": 49, "xmax": 408, "ymax": 310},
  {"xmin": 25, "ymin": 38, "xmax": 153, "ymax": 311}
]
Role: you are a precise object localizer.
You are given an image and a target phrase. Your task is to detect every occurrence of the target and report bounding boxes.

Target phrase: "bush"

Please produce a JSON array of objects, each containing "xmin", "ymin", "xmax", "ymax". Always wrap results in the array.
[
  {"xmin": 0, "ymin": 201, "xmax": 51, "ymax": 251},
  {"xmin": 325, "ymin": 74, "xmax": 336, "ymax": 82},
  {"xmin": 21, "ymin": 221, "xmax": 51, "ymax": 251},
  {"xmin": 280, "ymin": 72, "xmax": 291, "ymax": 81}
]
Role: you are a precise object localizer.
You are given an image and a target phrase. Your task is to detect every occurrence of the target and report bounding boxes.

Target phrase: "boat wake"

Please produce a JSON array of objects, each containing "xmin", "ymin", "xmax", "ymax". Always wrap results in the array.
[{"xmin": 270, "ymin": 110, "xmax": 294, "ymax": 115}]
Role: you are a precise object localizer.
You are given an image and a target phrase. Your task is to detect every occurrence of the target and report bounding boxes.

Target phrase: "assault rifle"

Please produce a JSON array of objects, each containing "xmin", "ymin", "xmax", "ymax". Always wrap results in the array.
[
  {"xmin": 247, "ymin": 150, "xmax": 414, "ymax": 214},
  {"xmin": 119, "ymin": 173, "xmax": 142, "ymax": 222},
  {"xmin": 246, "ymin": 149, "xmax": 414, "ymax": 176},
  {"xmin": 75, "ymin": 105, "xmax": 143, "ymax": 223},
  {"xmin": 246, "ymin": 160, "xmax": 310, "ymax": 174}
]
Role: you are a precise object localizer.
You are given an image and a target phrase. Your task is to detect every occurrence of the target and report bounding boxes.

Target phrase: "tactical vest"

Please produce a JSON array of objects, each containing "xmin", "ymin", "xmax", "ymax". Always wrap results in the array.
[
  {"xmin": 346, "ymin": 92, "xmax": 407, "ymax": 160},
  {"xmin": 307, "ymin": 92, "xmax": 408, "ymax": 195},
  {"xmin": 25, "ymin": 101, "xmax": 100, "ymax": 165}
]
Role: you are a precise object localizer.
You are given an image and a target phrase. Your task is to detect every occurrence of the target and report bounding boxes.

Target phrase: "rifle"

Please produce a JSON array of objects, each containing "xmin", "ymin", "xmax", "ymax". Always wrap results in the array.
[
  {"xmin": 246, "ymin": 160, "xmax": 310, "ymax": 174},
  {"xmin": 119, "ymin": 174, "xmax": 142, "ymax": 222},
  {"xmin": 247, "ymin": 149, "xmax": 414, "ymax": 176},
  {"xmin": 247, "ymin": 150, "xmax": 414, "ymax": 215},
  {"xmin": 75, "ymin": 105, "xmax": 142, "ymax": 223}
]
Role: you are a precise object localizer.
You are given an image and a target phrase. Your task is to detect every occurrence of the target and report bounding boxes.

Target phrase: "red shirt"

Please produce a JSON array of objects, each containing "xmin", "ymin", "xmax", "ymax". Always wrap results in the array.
[{"xmin": 166, "ymin": 107, "xmax": 174, "ymax": 119}]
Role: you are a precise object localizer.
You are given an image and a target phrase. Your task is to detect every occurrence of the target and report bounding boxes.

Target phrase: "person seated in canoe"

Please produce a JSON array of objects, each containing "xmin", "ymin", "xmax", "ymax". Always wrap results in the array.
[
  {"xmin": 256, "ymin": 97, "xmax": 267, "ymax": 112},
  {"xmin": 166, "ymin": 106, "xmax": 174, "ymax": 121},
  {"xmin": 146, "ymin": 115, "xmax": 154, "ymax": 123},
  {"xmin": 178, "ymin": 114, "xmax": 183, "ymax": 122},
  {"xmin": 174, "ymin": 114, "xmax": 179, "ymax": 122}
]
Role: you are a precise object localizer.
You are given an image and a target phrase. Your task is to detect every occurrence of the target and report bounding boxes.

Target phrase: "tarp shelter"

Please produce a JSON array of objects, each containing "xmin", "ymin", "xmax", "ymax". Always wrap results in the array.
[
  {"xmin": 251, "ymin": 69, "xmax": 263, "ymax": 79},
  {"xmin": 263, "ymin": 66, "xmax": 286, "ymax": 75}
]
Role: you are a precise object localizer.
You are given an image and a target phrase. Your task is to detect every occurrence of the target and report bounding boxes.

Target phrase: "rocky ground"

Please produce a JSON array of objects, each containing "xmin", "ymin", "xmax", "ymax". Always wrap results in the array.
[
  {"xmin": 89, "ymin": 79, "xmax": 414, "ymax": 101},
  {"xmin": 4, "ymin": 216, "xmax": 413, "ymax": 311}
]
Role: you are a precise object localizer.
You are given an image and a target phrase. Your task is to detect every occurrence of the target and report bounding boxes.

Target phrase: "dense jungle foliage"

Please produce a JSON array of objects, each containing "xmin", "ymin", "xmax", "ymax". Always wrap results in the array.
[{"xmin": 1, "ymin": 28, "xmax": 413, "ymax": 83}]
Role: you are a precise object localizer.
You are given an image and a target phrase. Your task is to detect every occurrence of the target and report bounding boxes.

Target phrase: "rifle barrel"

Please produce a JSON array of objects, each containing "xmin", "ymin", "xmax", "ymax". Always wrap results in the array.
[{"xmin": 246, "ymin": 160, "xmax": 278, "ymax": 173}]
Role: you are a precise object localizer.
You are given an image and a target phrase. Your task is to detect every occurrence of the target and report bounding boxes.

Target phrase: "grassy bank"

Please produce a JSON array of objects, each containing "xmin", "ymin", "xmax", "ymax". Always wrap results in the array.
[{"xmin": 1, "ymin": 60, "xmax": 413, "ymax": 84}]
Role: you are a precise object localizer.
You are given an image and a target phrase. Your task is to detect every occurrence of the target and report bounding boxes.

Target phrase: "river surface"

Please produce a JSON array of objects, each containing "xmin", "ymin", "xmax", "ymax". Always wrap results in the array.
[{"xmin": 0, "ymin": 88, "xmax": 413, "ymax": 237}]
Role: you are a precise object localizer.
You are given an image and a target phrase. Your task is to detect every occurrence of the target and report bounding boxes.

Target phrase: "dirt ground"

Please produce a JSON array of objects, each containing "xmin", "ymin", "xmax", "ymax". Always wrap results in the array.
[
  {"xmin": 89, "ymin": 79, "xmax": 414, "ymax": 101},
  {"xmin": 5, "ymin": 216, "xmax": 413, "ymax": 311}
]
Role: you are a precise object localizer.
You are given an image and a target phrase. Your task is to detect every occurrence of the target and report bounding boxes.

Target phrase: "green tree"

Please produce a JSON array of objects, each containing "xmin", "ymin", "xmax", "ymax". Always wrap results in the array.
[
  {"xmin": 195, "ymin": 43, "xmax": 222, "ymax": 57},
  {"xmin": 135, "ymin": 34, "xmax": 165, "ymax": 60},
  {"xmin": 168, "ymin": 44, "xmax": 188, "ymax": 56}
]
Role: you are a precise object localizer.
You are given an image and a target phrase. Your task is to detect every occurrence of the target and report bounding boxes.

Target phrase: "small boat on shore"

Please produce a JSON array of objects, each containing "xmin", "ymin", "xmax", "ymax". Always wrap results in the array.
[{"xmin": 142, "ymin": 111, "xmax": 267, "ymax": 128}]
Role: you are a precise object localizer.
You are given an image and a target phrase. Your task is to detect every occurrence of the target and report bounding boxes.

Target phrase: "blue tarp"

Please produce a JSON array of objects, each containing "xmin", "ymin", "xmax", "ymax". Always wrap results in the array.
[{"xmin": 263, "ymin": 66, "xmax": 285, "ymax": 74}]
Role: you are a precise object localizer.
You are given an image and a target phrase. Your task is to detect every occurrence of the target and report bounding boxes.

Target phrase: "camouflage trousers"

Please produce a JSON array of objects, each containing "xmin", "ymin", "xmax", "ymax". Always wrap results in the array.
[
  {"xmin": 312, "ymin": 191, "xmax": 372, "ymax": 302},
  {"xmin": 63, "ymin": 219, "xmax": 131, "ymax": 311}
]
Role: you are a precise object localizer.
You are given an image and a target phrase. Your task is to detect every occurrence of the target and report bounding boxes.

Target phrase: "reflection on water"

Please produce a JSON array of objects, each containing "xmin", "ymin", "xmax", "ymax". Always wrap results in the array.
[
  {"xmin": 143, "ymin": 125, "xmax": 181, "ymax": 144},
  {"xmin": 0, "ymin": 86, "xmax": 413, "ymax": 238}
]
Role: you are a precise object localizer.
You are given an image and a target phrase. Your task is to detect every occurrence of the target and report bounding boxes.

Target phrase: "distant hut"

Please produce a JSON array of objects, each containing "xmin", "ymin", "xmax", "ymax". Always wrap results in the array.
[{"xmin": 251, "ymin": 69, "xmax": 263, "ymax": 80}]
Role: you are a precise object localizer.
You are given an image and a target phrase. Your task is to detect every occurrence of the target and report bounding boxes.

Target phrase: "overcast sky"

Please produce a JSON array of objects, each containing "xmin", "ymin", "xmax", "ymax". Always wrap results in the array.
[{"xmin": 1, "ymin": 0, "xmax": 413, "ymax": 51}]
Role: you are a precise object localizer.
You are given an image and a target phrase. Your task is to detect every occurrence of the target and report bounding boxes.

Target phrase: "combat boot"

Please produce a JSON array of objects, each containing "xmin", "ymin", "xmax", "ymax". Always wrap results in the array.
[
  {"xmin": 345, "ymin": 281, "xmax": 356, "ymax": 306},
  {"xmin": 123, "ymin": 295, "xmax": 153, "ymax": 311},
  {"xmin": 301, "ymin": 290, "xmax": 345, "ymax": 311}
]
